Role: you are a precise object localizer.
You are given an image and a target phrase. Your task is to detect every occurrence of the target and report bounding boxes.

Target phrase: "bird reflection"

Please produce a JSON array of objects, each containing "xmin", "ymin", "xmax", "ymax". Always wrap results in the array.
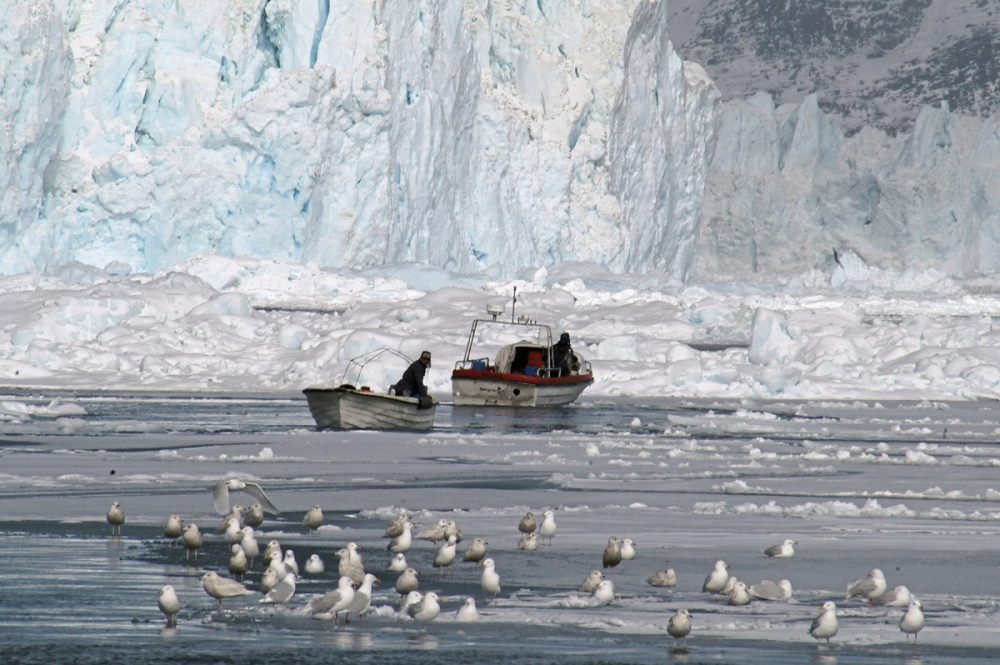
[
  {"xmin": 407, "ymin": 634, "xmax": 440, "ymax": 651},
  {"xmin": 669, "ymin": 647, "xmax": 691, "ymax": 663},
  {"xmin": 902, "ymin": 656, "xmax": 923, "ymax": 665},
  {"xmin": 814, "ymin": 653, "xmax": 838, "ymax": 665}
]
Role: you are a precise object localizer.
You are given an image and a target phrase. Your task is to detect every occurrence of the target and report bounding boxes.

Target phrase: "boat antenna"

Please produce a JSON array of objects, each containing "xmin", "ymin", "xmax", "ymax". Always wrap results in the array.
[{"xmin": 511, "ymin": 286, "xmax": 517, "ymax": 323}]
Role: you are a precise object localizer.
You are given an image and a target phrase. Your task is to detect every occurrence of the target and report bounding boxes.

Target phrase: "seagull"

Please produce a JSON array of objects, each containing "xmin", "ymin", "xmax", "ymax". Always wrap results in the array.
[
  {"xmin": 592, "ymin": 579, "xmax": 615, "ymax": 606},
  {"xmin": 764, "ymin": 538, "xmax": 797, "ymax": 558},
  {"xmin": 538, "ymin": 510, "xmax": 556, "ymax": 543},
  {"xmin": 722, "ymin": 575, "xmax": 739, "ymax": 595},
  {"xmin": 408, "ymin": 591, "xmax": 441, "ymax": 622},
  {"xmin": 212, "ymin": 478, "xmax": 279, "ymax": 516},
  {"xmin": 480, "ymin": 558, "xmax": 501, "ymax": 597},
  {"xmin": 647, "ymin": 567, "xmax": 677, "ymax": 587},
  {"xmin": 417, "ymin": 519, "xmax": 450, "ymax": 543},
  {"xmin": 342, "ymin": 573, "xmax": 378, "ymax": 623},
  {"xmin": 261, "ymin": 572, "xmax": 296, "ymax": 605},
  {"xmin": 304, "ymin": 554, "xmax": 325, "ymax": 575},
  {"xmin": 219, "ymin": 505, "xmax": 242, "ymax": 533},
  {"xmin": 229, "ymin": 544, "xmax": 249, "ymax": 579},
  {"xmin": 444, "ymin": 520, "xmax": 463, "ymax": 543},
  {"xmin": 846, "ymin": 568, "xmax": 887, "ymax": 602},
  {"xmin": 282, "ymin": 549, "xmax": 299, "ymax": 576},
  {"xmin": 667, "ymin": 608, "xmax": 692, "ymax": 643},
  {"xmin": 158, "ymin": 585, "xmax": 181, "ymax": 627},
  {"xmin": 455, "ymin": 597, "xmax": 480, "ymax": 622},
  {"xmin": 263, "ymin": 539, "xmax": 282, "ymax": 566},
  {"xmin": 201, "ymin": 572, "xmax": 250, "ymax": 608},
  {"xmin": 395, "ymin": 567, "xmax": 419, "ymax": 595},
  {"xmin": 223, "ymin": 519, "xmax": 243, "ymax": 545},
  {"xmin": 602, "ymin": 537, "xmax": 622, "ymax": 568},
  {"xmin": 620, "ymin": 538, "xmax": 636, "ymax": 560},
  {"xmin": 900, "ymin": 598, "xmax": 924, "ymax": 641},
  {"xmin": 518, "ymin": 532, "xmax": 539, "ymax": 551},
  {"xmin": 810, "ymin": 601, "xmax": 839, "ymax": 643},
  {"xmin": 463, "ymin": 538, "xmax": 488, "ymax": 563},
  {"xmin": 337, "ymin": 546, "xmax": 365, "ymax": 585},
  {"xmin": 518, "ymin": 511, "xmax": 537, "ymax": 534},
  {"xmin": 580, "ymin": 570, "xmax": 604, "ymax": 593},
  {"xmin": 387, "ymin": 521, "xmax": 413, "ymax": 553},
  {"xmin": 382, "ymin": 513, "xmax": 410, "ymax": 538},
  {"xmin": 268, "ymin": 554, "xmax": 292, "ymax": 581},
  {"xmin": 260, "ymin": 567, "xmax": 279, "ymax": 594},
  {"xmin": 182, "ymin": 523, "xmax": 203, "ymax": 560},
  {"xmin": 239, "ymin": 527, "xmax": 259, "ymax": 566},
  {"xmin": 870, "ymin": 584, "xmax": 912, "ymax": 607},
  {"xmin": 163, "ymin": 514, "xmax": 183, "ymax": 541},
  {"xmin": 106, "ymin": 501, "xmax": 124, "ymax": 537},
  {"xmin": 388, "ymin": 552, "xmax": 408, "ymax": 572},
  {"xmin": 749, "ymin": 579, "xmax": 793, "ymax": 601},
  {"xmin": 702, "ymin": 560, "xmax": 729, "ymax": 593},
  {"xmin": 434, "ymin": 535, "xmax": 458, "ymax": 568},
  {"xmin": 307, "ymin": 575, "xmax": 356, "ymax": 623},
  {"xmin": 400, "ymin": 590, "xmax": 423, "ymax": 615},
  {"xmin": 243, "ymin": 503, "xmax": 265, "ymax": 528},
  {"xmin": 303, "ymin": 505, "xmax": 324, "ymax": 532},
  {"xmin": 727, "ymin": 581, "xmax": 752, "ymax": 606}
]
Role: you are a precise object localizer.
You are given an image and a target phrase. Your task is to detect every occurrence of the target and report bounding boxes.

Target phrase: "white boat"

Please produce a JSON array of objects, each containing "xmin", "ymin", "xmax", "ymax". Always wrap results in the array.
[
  {"xmin": 451, "ymin": 296, "xmax": 594, "ymax": 407},
  {"xmin": 303, "ymin": 349, "xmax": 437, "ymax": 430}
]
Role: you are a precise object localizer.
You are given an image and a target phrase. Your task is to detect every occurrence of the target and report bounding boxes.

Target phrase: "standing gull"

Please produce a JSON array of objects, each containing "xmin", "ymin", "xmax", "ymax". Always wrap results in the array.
[
  {"xmin": 846, "ymin": 568, "xmax": 887, "ymax": 602},
  {"xmin": 900, "ymin": 598, "xmax": 924, "ymax": 641},
  {"xmin": 518, "ymin": 511, "xmax": 537, "ymax": 534},
  {"xmin": 417, "ymin": 519, "xmax": 450, "ymax": 543},
  {"xmin": 463, "ymin": 538, "xmax": 488, "ymax": 563},
  {"xmin": 810, "ymin": 601, "xmax": 839, "ymax": 643},
  {"xmin": 580, "ymin": 570, "xmax": 604, "ymax": 593},
  {"xmin": 163, "ymin": 514, "xmax": 183, "ymax": 542},
  {"xmin": 212, "ymin": 478, "xmax": 279, "ymax": 516},
  {"xmin": 764, "ymin": 539, "xmax": 797, "ymax": 558},
  {"xmin": 667, "ymin": 608, "xmax": 692, "ymax": 644},
  {"xmin": 383, "ymin": 513, "xmax": 410, "ymax": 538},
  {"xmin": 342, "ymin": 573, "xmax": 378, "ymax": 623},
  {"xmin": 229, "ymin": 544, "xmax": 249, "ymax": 579},
  {"xmin": 400, "ymin": 591, "xmax": 423, "ymax": 615},
  {"xmin": 620, "ymin": 538, "xmax": 636, "ymax": 560},
  {"xmin": 260, "ymin": 567, "xmax": 279, "ymax": 594},
  {"xmin": 201, "ymin": 572, "xmax": 250, "ymax": 608},
  {"xmin": 702, "ymin": 560, "xmax": 729, "ymax": 593},
  {"xmin": 387, "ymin": 521, "xmax": 413, "ymax": 553},
  {"xmin": 337, "ymin": 546, "xmax": 365, "ymax": 585},
  {"xmin": 538, "ymin": 510, "xmax": 557, "ymax": 543},
  {"xmin": 307, "ymin": 576, "xmax": 356, "ymax": 623},
  {"xmin": 480, "ymin": 558, "xmax": 501, "ymax": 597},
  {"xmin": 602, "ymin": 537, "xmax": 622, "ymax": 569},
  {"xmin": 303, "ymin": 505, "xmax": 324, "ymax": 533},
  {"xmin": 261, "ymin": 572, "xmax": 296, "ymax": 605},
  {"xmin": 434, "ymin": 535, "xmax": 458, "ymax": 568},
  {"xmin": 158, "ymin": 585, "xmax": 181, "ymax": 628},
  {"xmin": 106, "ymin": 501, "xmax": 124, "ymax": 537},
  {"xmin": 182, "ymin": 523, "xmax": 203, "ymax": 560},
  {"xmin": 239, "ymin": 527, "xmax": 259, "ymax": 567}
]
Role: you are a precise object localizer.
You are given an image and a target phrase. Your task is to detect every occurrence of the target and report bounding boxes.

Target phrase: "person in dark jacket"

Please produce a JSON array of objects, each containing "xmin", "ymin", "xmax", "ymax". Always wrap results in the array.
[
  {"xmin": 550, "ymin": 333, "xmax": 573, "ymax": 376},
  {"xmin": 395, "ymin": 350, "xmax": 431, "ymax": 397}
]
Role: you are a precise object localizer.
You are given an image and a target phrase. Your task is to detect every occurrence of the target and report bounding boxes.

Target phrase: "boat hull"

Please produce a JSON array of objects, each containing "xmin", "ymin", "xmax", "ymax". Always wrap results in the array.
[
  {"xmin": 303, "ymin": 387, "xmax": 436, "ymax": 430},
  {"xmin": 451, "ymin": 370, "xmax": 593, "ymax": 407}
]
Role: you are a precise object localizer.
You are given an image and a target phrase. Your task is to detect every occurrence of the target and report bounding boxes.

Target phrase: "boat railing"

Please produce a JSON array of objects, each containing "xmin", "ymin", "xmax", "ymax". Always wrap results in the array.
[{"xmin": 455, "ymin": 357, "xmax": 492, "ymax": 371}]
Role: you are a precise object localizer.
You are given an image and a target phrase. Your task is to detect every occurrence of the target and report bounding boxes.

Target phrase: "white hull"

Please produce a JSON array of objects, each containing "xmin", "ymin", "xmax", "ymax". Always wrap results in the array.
[
  {"xmin": 304, "ymin": 388, "xmax": 436, "ymax": 430},
  {"xmin": 452, "ymin": 377, "xmax": 591, "ymax": 407}
]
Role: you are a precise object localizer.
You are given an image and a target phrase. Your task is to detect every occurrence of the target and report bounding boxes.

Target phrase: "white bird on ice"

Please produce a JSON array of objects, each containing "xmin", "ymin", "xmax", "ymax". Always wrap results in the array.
[
  {"xmin": 538, "ymin": 510, "xmax": 557, "ymax": 543},
  {"xmin": 455, "ymin": 597, "xmax": 480, "ymax": 622},
  {"xmin": 388, "ymin": 552, "xmax": 408, "ymax": 572},
  {"xmin": 702, "ymin": 560, "xmax": 729, "ymax": 593},
  {"xmin": 647, "ymin": 567, "xmax": 677, "ymax": 587},
  {"xmin": 846, "ymin": 568, "xmax": 887, "ymax": 602},
  {"xmin": 261, "ymin": 572, "xmax": 296, "ymax": 605},
  {"xmin": 727, "ymin": 581, "xmax": 752, "ymax": 606},
  {"xmin": 517, "ymin": 531, "xmax": 538, "ymax": 551},
  {"xmin": 620, "ymin": 538, "xmax": 636, "ymax": 560},
  {"xmin": 182, "ymin": 523, "xmax": 203, "ymax": 559},
  {"xmin": 900, "ymin": 598, "xmax": 924, "ymax": 641},
  {"xmin": 387, "ymin": 521, "xmax": 413, "ymax": 553},
  {"xmin": 201, "ymin": 571, "xmax": 250, "ymax": 608},
  {"xmin": 229, "ymin": 544, "xmax": 249, "ymax": 579},
  {"xmin": 667, "ymin": 608, "xmax": 692, "ymax": 643},
  {"xmin": 592, "ymin": 579, "xmax": 615, "ymax": 606},
  {"xmin": 417, "ymin": 519, "xmax": 450, "ymax": 543},
  {"xmin": 764, "ymin": 538, "xmax": 797, "ymax": 558},
  {"xmin": 749, "ymin": 579, "xmax": 793, "ymax": 601},
  {"xmin": 239, "ymin": 527, "xmax": 259, "ymax": 565},
  {"xmin": 163, "ymin": 514, "xmax": 183, "ymax": 541},
  {"xmin": 810, "ymin": 601, "xmax": 839, "ymax": 643},
  {"xmin": 304, "ymin": 554, "xmax": 325, "ymax": 575},
  {"xmin": 480, "ymin": 558, "xmax": 501, "ymax": 597},
  {"xmin": 342, "ymin": 573, "xmax": 378, "ymax": 623},
  {"xmin": 580, "ymin": 570, "xmax": 604, "ymax": 593},
  {"xmin": 158, "ymin": 585, "xmax": 181, "ymax": 627},
  {"xmin": 871, "ymin": 584, "xmax": 912, "ymax": 607},
  {"xmin": 434, "ymin": 534, "xmax": 458, "ymax": 568},
  {"xmin": 395, "ymin": 567, "xmax": 419, "ymax": 595},
  {"xmin": 303, "ymin": 505, "xmax": 324, "ymax": 532},
  {"xmin": 463, "ymin": 537, "xmax": 488, "ymax": 563},
  {"xmin": 106, "ymin": 501, "xmax": 124, "ymax": 537},
  {"xmin": 407, "ymin": 591, "xmax": 441, "ymax": 622},
  {"xmin": 307, "ymin": 575, "xmax": 356, "ymax": 623}
]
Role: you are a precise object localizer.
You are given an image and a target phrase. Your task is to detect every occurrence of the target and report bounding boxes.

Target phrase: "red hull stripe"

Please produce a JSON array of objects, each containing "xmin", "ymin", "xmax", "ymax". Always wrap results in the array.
[{"xmin": 452, "ymin": 370, "xmax": 594, "ymax": 386}]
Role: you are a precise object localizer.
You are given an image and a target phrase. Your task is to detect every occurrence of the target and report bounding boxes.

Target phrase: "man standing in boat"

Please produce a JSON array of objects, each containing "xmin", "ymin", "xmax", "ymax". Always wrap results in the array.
[
  {"xmin": 395, "ymin": 351, "xmax": 431, "ymax": 398},
  {"xmin": 550, "ymin": 333, "xmax": 574, "ymax": 376}
]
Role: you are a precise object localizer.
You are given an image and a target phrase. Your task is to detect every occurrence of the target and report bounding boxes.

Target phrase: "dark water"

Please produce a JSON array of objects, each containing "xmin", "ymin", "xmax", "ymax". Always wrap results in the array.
[{"xmin": 2, "ymin": 393, "xmax": 1000, "ymax": 664}]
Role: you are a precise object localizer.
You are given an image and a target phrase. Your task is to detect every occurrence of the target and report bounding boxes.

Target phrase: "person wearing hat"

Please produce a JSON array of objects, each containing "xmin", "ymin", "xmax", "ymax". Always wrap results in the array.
[
  {"xmin": 394, "ymin": 351, "xmax": 431, "ymax": 398},
  {"xmin": 550, "ymin": 333, "xmax": 573, "ymax": 376}
]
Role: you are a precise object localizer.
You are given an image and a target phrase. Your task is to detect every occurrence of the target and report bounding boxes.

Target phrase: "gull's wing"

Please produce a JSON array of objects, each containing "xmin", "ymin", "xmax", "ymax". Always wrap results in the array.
[
  {"xmin": 749, "ymin": 580, "xmax": 784, "ymax": 600},
  {"xmin": 215, "ymin": 577, "xmax": 249, "ymax": 596},
  {"xmin": 307, "ymin": 589, "xmax": 344, "ymax": 615},
  {"xmin": 764, "ymin": 544, "xmax": 782, "ymax": 557},
  {"xmin": 243, "ymin": 482, "xmax": 279, "ymax": 514},
  {"xmin": 262, "ymin": 576, "xmax": 295, "ymax": 604},
  {"xmin": 846, "ymin": 578, "xmax": 875, "ymax": 599}
]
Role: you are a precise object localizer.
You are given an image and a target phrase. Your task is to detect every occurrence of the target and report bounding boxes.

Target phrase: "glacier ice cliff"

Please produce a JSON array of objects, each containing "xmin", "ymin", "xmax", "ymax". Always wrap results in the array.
[
  {"xmin": 1, "ymin": 0, "xmax": 720, "ymax": 278},
  {"xmin": 2, "ymin": 0, "xmax": 997, "ymax": 282}
]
